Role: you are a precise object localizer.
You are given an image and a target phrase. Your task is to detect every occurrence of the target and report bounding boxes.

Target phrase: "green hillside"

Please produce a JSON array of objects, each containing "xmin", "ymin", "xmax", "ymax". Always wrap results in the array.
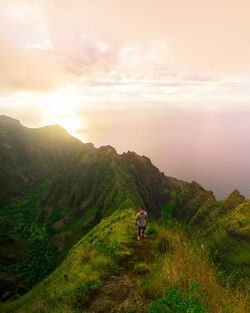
[
  {"xmin": 0, "ymin": 115, "xmax": 249, "ymax": 312},
  {"xmin": 1, "ymin": 209, "xmax": 136, "ymax": 313},
  {"xmin": 1, "ymin": 209, "xmax": 248, "ymax": 313},
  {"xmin": 172, "ymin": 183, "xmax": 250, "ymax": 285},
  {"xmin": 0, "ymin": 115, "xmax": 84, "ymax": 207},
  {"xmin": 0, "ymin": 116, "xmax": 174, "ymax": 301}
]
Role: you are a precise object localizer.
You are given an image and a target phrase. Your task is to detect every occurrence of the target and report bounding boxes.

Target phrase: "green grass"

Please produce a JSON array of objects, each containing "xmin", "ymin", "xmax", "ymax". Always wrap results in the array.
[
  {"xmin": 148, "ymin": 282, "xmax": 207, "ymax": 313},
  {"xmin": 162, "ymin": 200, "xmax": 175, "ymax": 227},
  {"xmin": 141, "ymin": 222, "xmax": 249, "ymax": 313},
  {"xmin": 216, "ymin": 200, "xmax": 224, "ymax": 208},
  {"xmin": 1, "ymin": 208, "xmax": 136, "ymax": 313},
  {"xmin": 1, "ymin": 209, "xmax": 249, "ymax": 313}
]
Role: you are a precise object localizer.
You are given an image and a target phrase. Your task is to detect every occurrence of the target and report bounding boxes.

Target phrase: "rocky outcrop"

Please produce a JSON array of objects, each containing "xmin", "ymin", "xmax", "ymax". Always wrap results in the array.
[
  {"xmin": 172, "ymin": 181, "xmax": 216, "ymax": 227},
  {"xmin": 225, "ymin": 199, "xmax": 250, "ymax": 241},
  {"xmin": 216, "ymin": 189, "xmax": 245, "ymax": 215}
]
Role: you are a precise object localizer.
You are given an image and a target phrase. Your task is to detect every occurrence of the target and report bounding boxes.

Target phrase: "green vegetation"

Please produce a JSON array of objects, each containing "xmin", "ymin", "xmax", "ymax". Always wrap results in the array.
[
  {"xmin": 141, "ymin": 222, "xmax": 249, "ymax": 313},
  {"xmin": 0, "ymin": 116, "xmax": 173, "ymax": 299},
  {"xmin": 146, "ymin": 223, "xmax": 157, "ymax": 235},
  {"xmin": 172, "ymin": 183, "xmax": 250, "ymax": 285},
  {"xmin": 1, "ymin": 116, "xmax": 249, "ymax": 312},
  {"xmin": 1, "ymin": 209, "xmax": 249, "ymax": 313},
  {"xmin": 0, "ymin": 181, "xmax": 58, "ymax": 297},
  {"xmin": 162, "ymin": 200, "xmax": 175, "ymax": 227},
  {"xmin": 216, "ymin": 200, "xmax": 224, "ymax": 208},
  {"xmin": 148, "ymin": 282, "xmax": 206, "ymax": 313},
  {"xmin": 1, "ymin": 209, "xmax": 136, "ymax": 313}
]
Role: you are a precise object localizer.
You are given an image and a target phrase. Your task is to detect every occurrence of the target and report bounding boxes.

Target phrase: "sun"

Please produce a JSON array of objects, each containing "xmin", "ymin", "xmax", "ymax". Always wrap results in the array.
[{"xmin": 43, "ymin": 103, "xmax": 82, "ymax": 139}]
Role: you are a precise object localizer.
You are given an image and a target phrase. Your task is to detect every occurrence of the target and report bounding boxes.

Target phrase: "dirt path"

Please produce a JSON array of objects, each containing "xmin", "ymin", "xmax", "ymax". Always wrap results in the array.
[{"xmin": 85, "ymin": 235, "xmax": 155, "ymax": 313}]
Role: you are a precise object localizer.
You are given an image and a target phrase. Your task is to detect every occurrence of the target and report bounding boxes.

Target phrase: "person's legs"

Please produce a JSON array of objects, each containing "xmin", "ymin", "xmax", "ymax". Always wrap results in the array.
[
  {"xmin": 137, "ymin": 225, "xmax": 141, "ymax": 240},
  {"xmin": 141, "ymin": 226, "xmax": 146, "ymax": 237},
  {"xmin": 137, "ymin": 225, "xmax": 141, "ymax": 236},
  {"xmin": 137, "ymin": 226, "xmax": 146, "ymax": 240}
]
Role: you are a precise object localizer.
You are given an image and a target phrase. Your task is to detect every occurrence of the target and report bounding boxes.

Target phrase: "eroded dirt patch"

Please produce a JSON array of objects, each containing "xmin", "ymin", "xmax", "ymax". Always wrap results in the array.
[
  {"xmin": 85, "ymin": 235, "xmax": 155, "ymax": 313},
  {"xmin": 87, "ymin": 275, "xmax": 146, "ymax": 313}
]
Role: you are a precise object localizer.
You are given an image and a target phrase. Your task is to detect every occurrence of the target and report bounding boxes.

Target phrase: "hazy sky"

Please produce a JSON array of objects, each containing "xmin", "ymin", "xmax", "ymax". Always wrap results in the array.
[{"xmin": 1, "ymin": 0, "xmax": 250, "ymax": 197}]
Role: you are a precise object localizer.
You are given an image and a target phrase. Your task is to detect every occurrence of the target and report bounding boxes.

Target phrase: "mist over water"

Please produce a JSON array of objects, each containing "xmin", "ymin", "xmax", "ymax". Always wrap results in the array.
[{"xmin": 83, "ymin": 107, "xmax": 250, "ymax": 200}]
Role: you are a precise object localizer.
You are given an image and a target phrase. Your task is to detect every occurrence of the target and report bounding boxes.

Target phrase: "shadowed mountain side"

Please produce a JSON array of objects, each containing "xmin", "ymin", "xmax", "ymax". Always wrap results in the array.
[
  {"xmin": 216, "ymin": 189, "xmax": 245, "ymax": 216},
  {"xmin": 172, "ymin": 184, "xmax": 250, "ymax": 284},
  {"xmin": 0, "ymin": 115, "xmax": 86, "ymax": 207},
  {"xmin": 172, "ymin": 181, "xmax": 216, "ymax": 226}
]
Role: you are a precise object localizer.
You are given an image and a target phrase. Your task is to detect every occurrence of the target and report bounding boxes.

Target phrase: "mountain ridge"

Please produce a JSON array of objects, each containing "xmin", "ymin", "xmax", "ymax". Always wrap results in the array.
[
  {"xmin": 0, "ymin": 116, "xmax": 175, "ymax": 300},
  {"xmin": 0, "ymin": 115, "xmax": 249, "ymax": 304}
]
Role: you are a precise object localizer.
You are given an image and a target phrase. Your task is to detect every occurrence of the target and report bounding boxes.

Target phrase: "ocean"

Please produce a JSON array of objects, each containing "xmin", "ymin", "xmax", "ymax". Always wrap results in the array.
[{"xmin": 84, "ymin": 107, "xmax": 250, "ymax": 200}]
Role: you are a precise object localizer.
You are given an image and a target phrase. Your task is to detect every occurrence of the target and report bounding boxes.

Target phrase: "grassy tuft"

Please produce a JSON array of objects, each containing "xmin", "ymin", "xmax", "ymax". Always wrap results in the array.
[{"xmin": 142, "ymin": 222, "xmax": 249, "ymax": 313}]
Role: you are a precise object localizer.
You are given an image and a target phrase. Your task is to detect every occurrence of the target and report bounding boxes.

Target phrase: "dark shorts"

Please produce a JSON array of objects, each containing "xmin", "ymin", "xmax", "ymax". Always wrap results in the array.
[{"xmin": 138, "ymin": 225, "xmax": 146, "ymax": 232}]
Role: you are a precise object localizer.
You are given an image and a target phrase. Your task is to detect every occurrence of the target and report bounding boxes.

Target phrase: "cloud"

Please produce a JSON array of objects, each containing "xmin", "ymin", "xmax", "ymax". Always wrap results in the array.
[
  {"xmin": 89, "ymin": 0, "xmax": 250, "ymax": 74},
  {"xmin": 0, "ymin": 0, "xmax": 120, "ymax": 91},
  {"xmin": 45, "ymin": 0, "xmax": 250, "ymax": 74},
  {"xmin": 0, "ymin": 0, "xmax": 250, "ymax": 93},
  {"xmin": 0, "ymin": 35, "xmax": 74, "ymax": 91}
]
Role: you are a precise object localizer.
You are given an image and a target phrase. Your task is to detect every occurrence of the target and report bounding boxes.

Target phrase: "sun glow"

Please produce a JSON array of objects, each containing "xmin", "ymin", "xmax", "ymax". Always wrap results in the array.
[{"xmin": 43, "ymin": 103, "xmax": 82, "ymax": 139}]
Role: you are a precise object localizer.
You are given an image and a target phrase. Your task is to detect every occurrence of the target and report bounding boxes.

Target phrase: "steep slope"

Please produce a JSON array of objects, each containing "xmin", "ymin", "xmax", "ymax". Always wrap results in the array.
[
  {"xmin": 0, "ymin": 115, "xmax": 84, "ymax": 207},
  {"xmin": 0, "ymin": 116, "xmax": 97, "ymax": 299},
  {"xmin": 39, "ymin": 147, "xmax": 171, "ymax": 246},
  {"xmin": 0, "ymin": 116, "xmax": 175, "ymax": 300},
  {"xmin": 172, "ymin": 181, "xmax": 216, "ymax": 227},
  {"xmin": 1, "ymin": 208, "xmax": 137, "ymax": 313},
  {"xmin": 172, "ymin": 183, "xmax": 250, "ymax": 284}
]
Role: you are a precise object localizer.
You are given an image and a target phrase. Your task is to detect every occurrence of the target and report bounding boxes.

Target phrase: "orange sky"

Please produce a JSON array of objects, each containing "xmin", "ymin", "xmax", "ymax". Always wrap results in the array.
[{"xmin": 0, "ymin": 0, "xmax": 250, "ymax": 140}]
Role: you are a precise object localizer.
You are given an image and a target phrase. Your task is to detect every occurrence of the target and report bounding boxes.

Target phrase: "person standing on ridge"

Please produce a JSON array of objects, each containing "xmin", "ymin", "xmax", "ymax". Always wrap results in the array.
[{"xmin": 135, "ymin": 208, "xmax": 149, "ymax": 240}]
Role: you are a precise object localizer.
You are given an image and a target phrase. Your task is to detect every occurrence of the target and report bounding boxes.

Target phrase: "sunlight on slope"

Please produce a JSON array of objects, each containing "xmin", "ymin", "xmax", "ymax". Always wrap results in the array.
[{"xmin": 43, "ymin": 103, "xmax": 83, "ymax": 140}]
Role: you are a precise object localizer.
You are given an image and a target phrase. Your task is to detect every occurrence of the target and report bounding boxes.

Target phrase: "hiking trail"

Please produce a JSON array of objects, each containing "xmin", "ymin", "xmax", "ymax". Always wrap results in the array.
[{"xmin": 85, "ymin": 234, "xmax": 155, "ymax": 313}]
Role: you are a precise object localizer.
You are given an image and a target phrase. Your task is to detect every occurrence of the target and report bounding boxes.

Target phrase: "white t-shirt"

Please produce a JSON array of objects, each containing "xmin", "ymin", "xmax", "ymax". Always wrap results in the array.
[{"xmin": 136, "ymin": 212, "xmax": 148, "ymax": 227}]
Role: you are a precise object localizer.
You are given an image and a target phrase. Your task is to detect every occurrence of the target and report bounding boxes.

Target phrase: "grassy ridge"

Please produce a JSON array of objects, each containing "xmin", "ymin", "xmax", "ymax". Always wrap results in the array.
[
  {"xmin": 2, "ymin": 208, "xmax": 249, "ymax": 313},
  {"xmin": 1, "ymin": 208, "xmax": 136, "ymax": 313}
]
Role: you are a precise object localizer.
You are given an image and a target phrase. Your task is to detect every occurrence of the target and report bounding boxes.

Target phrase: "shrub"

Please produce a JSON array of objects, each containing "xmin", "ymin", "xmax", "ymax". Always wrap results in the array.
[
  {"xmin": 148, "ymin": 282, "xmax": 207, "ymax": 313},
  {"xmin": 146, "ymin": 223, "xmax": 157, "ymax": 235}
]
